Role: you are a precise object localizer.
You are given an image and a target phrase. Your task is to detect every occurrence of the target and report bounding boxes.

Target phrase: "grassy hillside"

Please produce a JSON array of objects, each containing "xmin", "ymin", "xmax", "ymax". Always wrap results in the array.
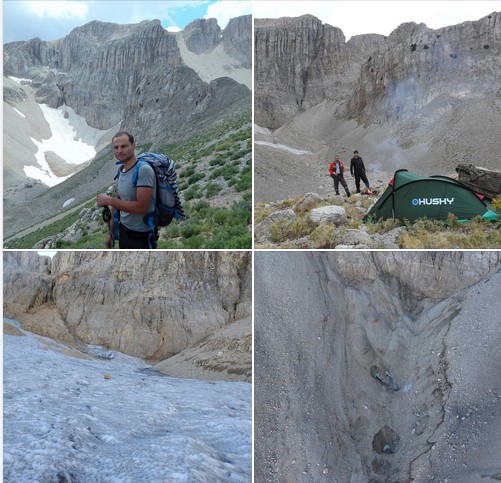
[{"xmin": 5, "ymin": 109, "xmax": 252, "ymax": 250}]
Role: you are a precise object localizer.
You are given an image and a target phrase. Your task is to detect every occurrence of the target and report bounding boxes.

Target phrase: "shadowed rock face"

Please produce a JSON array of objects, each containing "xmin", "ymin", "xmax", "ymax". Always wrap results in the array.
[
  {"xmin": 254, "ymin": 15, "xmax": 355, "ymax": 129},
  {"xmin": 254, "ymin": 251, "xmax": 501, "ymax": 482},
  {"xmin": 3, "ymin": 251, "xmax": 251, "ymax": 365}
]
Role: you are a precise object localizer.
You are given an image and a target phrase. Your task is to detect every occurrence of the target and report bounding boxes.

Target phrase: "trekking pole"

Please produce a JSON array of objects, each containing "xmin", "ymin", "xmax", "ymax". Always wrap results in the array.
[{"xmin": 102, "ymin": 206, "xmax": 115, "ymax": 248}]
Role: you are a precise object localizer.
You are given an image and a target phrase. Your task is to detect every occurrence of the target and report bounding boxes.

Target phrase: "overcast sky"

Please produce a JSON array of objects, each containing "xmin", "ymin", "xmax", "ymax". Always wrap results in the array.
[
  {"xmin": 253, "ymin": 1, "xmax": 501, "ymax": 40},
  {"xmin": 2, "ymin": 0, "xmax": 252, "ymax": 43}
]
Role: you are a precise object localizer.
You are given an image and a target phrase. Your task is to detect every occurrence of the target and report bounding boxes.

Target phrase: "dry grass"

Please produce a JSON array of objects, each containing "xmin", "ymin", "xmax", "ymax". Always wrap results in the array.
[
  {"xmin": 268, "ymin": 217, "xmax": 316, "ymax": 243},
  {"xmin": 397, "ymin": 218, "xmax": 501, "ymax": 249},
  {"xmin": 310, "ymin": 224, "xmax": 346, "ymax": 248},
  {"xmin": 254, "ymin": 204, "xmax": 275, "ymax": 224},
  {"xmin": 255, "ymin": 194, "xmax": 501, "ymax": 249}
]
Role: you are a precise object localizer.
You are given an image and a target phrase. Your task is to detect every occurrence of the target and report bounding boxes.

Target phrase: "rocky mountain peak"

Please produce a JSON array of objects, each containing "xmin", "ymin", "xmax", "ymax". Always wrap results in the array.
[
  {"xmin": 4, "ymin": 14, "xmax": 250, "ymax": 137},
  {"xmin": 183, "ymin": 17, "xmax": 221, "ymax": 54},
  {"xmin": 223, "ymin": 15, "xmax": 252, "ymax": 68},
  {"xmin": 255, "ymin": 11, "xmax": 501, "ymax": 176}
]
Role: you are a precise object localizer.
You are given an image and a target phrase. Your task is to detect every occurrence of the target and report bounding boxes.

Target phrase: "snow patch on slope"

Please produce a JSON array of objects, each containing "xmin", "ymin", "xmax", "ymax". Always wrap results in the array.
[
  {"xmin": 8, "ymin": 75, "xmax": 32, "ymax": 84},
  {"xmin": 23, "ymin": 104, "xmax": 108, "ymax": 186},
  {"xmin": 255, "ymin": 140, "xmax": 312, "ymax": 155},
  {"xmin": 254, "ymin": 124, "xmax": 312, "ymax": 155},
  {"xmin": 176, "ymin": 34, "xmax": 251, "ymax": 90}
]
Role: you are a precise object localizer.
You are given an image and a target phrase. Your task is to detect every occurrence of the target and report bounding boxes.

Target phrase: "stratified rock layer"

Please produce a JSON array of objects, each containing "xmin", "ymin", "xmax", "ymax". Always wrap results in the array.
[
  {"xmin": 255, "ymin": 12, "xmax": 501, "ymax": 129},
  {"xmin": 3, "ymin": 252, "xmax": 251, "ymax": 370}
]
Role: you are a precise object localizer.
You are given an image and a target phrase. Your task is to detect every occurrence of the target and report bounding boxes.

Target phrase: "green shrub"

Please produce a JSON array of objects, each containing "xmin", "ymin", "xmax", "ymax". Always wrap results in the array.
[
  {"xmin": 209, "ymin": 156, "xmax": 227, "ymax": 166},
  {"xmin": 214, "ymin": 140, "xmax": 233, "ymax": 152},
  {"xmin": 210, "ymin": 164, "xmax": 240, "ymax": 180},
  {"xmin": 180, "ymin": 166, "xmax": 196, "ymax": 178},
  {"xmin": 183, "ymin": 186, "xmax": 202, "ymax": 201},
  {"xmin": 180, "ymin": 222, "xmax": 203, "ymax": 239},
  {"xmin": 206, "ymin": 183, "xmax": 222, "ymax": 198},
  {"xmin": 234, "ymin": 169, "xmax": 251, "ymax": 192},
  {"xmin": 183, "ymin": 235, "xmax": 205, "ymax": 249},
  {"xmin": 187, "ymin": 172, "xmax": 205, "ymax": 185}
]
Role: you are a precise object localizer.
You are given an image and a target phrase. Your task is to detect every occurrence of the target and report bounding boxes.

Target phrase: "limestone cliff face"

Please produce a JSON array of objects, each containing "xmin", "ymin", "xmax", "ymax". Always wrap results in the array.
[
  {"xmin": 255, "ymin": 12, "xmax": 501, "ymax": 137},
  {"xmin": 331, "ymin": 251, "xmax": 501, "ymax": 310},
  {"xmin": 223, "ymin": 15, "xmax": 252, "ymax": 69},
  {"xmin": 3, "ymin": 16, "xmax": 251, "ymax": 144},
  {"xmin": 2, "ymin": 252, "xmax": 53, "ymax": 327},
  {"xmin": 254, "ymin": 251, "xmax": 501, "ymax": 482},
  {"xmin": 3, "ymin": 251, "xmax": 251, "ymax": 365},
  {"xmin": 183, "ymin": 18, "xmax": 221, "ymax": 54},
  {"xmin": 349, "ymin": 13, "xmax": 501, "ymax": 127},
  {"xmin": 255, "ymin": 15, "xmax": 355, "ymax": 129}
]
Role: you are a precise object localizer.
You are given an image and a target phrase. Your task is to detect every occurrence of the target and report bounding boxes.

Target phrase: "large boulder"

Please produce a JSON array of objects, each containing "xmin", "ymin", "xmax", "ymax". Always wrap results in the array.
[
  {"xmin": 309, "ymin": 205, "xmax": 347, "ymax": 225},
  {"xmin": 254, "ymin": 208, "xmax": 297, "ymax": 244}
]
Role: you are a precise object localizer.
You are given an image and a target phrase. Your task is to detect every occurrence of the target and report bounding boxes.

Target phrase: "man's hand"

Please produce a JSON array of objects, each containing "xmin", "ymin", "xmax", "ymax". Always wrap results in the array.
[
  {"xmin": 97, "ymin": 194, "xmax": 113, "ymax": 207},
  {"xmin": 97, "ymin": 188, "xmax": 152, "ymax": 214}
]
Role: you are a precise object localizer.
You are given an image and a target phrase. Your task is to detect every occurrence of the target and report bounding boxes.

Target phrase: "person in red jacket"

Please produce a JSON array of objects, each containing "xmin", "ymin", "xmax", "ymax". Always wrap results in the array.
[{"xmin": 329, "ymin": 155, "xmax": 351, "ymax": 197}]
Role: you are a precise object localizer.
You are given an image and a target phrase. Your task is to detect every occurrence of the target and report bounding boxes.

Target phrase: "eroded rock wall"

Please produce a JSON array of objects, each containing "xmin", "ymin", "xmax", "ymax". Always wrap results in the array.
[
  {"xmin": 255, "ymin": 11, "xmax": 501, "ymax": 160},
  {"xmin": 254, "ymin": 251, "xmax": 501, "ymax": 482},
  {"xmin": 3, "ymin": 251, "xmax": 251, "ymax": 363},
  {"xmin": 254, "ymin": 15, "xmax": 367, "ymax": 129}
]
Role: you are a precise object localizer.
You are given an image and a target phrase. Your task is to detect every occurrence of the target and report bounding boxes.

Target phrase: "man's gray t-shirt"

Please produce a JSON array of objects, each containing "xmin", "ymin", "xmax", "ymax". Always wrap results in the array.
[{"xmin": 117, "ymin": 162, "xmax": 156, "ymax": 232}]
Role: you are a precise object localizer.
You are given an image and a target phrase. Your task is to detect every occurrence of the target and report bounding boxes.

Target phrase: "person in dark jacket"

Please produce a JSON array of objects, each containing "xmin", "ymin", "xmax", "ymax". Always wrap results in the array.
[
  {"xmin": 350, "ymin": 150, "xmax": 371, "ymax": 193},
  {"xmin": 329, "ymin": 155, "xmax": 351, "ymax": 197}
]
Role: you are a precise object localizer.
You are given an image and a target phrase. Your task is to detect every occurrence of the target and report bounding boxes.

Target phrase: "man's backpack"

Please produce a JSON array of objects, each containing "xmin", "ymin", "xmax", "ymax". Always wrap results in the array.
[
  {"xmin": 134, "ymin": 152, "xmax": 186, "ymax": 226},
  {"xmin": 114, "ymin": 152, "xmax": 185, "ymax": 234}
]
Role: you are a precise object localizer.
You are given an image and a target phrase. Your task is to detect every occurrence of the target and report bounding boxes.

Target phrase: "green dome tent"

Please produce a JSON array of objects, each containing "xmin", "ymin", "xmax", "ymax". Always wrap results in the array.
[{"xmin": 364, "ymin": 169, "xmax": 498, "ymax": 223}]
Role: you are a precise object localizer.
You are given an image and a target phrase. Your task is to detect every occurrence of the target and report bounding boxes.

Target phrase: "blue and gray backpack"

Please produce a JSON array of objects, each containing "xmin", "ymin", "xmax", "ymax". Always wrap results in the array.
[{"xmin": 113, "ymin": 152, "xmax": 185, "ymax": 240}]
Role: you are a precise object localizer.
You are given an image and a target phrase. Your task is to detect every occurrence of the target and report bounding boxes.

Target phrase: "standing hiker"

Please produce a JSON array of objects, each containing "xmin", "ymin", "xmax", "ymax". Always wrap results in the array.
[
  {"xmin": 329, "ymin": 155, "xmax": 351, "ymax": 197},
  {"xmin": 350, "ymin": 150, "xmax": 371, "ymax": 194},
  {"xmin": 96, "ymin": 131, "xmax": 158, "ymax": 249}
]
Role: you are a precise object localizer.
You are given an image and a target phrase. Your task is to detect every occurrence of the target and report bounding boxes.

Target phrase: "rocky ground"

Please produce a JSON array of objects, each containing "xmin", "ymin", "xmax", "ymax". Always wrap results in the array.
[
  {"xmin": 254, "ymin": 189, "xmax": 403, "ymax": 250},
  {"xmin": 254, "ymin": 252, "xmax": 501, "ymax": 483},
  {"xmin": 154, "ymin": 316, "xmax": 252, "ymax": 382},
  {"xmin": 253, "ymin": 95, "xmax": 495, "ymax": 205}
]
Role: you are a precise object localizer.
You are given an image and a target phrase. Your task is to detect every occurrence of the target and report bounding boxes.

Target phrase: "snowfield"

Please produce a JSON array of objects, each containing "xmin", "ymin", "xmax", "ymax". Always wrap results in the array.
[
  {"xmin": 3, "ymin": 319, "xmax": 252, "ymax": 483},
  {"xmin": 254, "ymin": 141, "xmax": 311, "ymax": 155},
  {"xmin": 22, "ymin": 104, "xmax": 108, "ymax": 187}
]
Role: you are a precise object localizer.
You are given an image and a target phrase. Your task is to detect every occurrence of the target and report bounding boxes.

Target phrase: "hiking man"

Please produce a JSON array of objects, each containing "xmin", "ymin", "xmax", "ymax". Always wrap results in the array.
[
  {"xmin": 329, "ymin": 155, "xmax": 351, "ymax": 197},
  {"xmin": 96, "ymin": 131, "xmax": 158, "ymax": 249},
  {"xmin": 350, "ymin": 150, "xmax": 371, "ymax": 193}
]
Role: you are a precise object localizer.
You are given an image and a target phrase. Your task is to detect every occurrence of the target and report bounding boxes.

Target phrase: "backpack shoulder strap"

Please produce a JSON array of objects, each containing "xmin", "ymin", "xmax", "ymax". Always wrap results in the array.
[
  {"xmin": 132, "ymin": 159, "xmax": 147, "ymax": 187},
  {"xmin": 114, "ymin": 162, "xmax": 123, "ymax": 181}
]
